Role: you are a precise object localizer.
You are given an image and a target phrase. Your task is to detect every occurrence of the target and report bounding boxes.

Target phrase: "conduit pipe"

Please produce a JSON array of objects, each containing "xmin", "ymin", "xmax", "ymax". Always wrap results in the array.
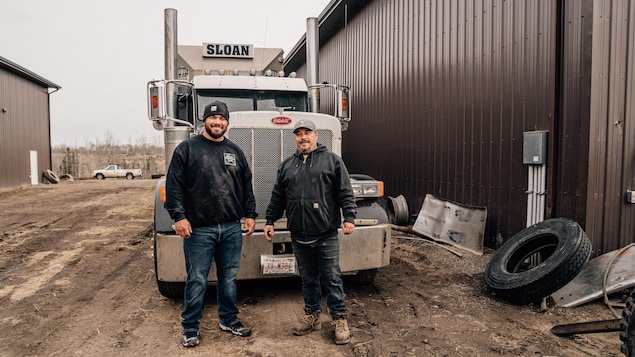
[{"xmin": 526, "ymin": 164, "xmax": 546, "ymax": 227}]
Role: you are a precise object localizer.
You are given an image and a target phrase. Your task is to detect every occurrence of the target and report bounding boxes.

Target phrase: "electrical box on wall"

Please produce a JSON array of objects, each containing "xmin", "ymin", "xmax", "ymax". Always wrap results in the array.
[
  {"xmin": 523, "ymin": 131, "xmax": 548, "ymax": 164},
  {"xmin": 626, "ymin": 190, "xmax": 635, "ymax": 204}
]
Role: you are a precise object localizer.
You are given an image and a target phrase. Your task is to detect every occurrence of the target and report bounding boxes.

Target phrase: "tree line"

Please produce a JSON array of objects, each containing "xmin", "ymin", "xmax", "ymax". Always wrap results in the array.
[{"xmin": 51, "ymin": 134, "xmax": 165, "ymax": 179}]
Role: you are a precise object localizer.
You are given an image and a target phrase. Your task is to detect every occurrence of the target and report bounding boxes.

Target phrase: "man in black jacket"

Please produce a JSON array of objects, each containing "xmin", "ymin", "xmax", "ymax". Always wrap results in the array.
[
  {"xmin": 166, "ymin": 101, "xmax": 257, "ymax": 348},
  {"xmin": 264, "ymin": 119, "xmax": 356, "ymax": 345}
]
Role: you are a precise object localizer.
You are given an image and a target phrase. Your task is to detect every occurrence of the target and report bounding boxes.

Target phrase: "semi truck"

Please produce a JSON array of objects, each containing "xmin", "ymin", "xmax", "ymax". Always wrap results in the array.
[{"xmin": 147, "ymin": 9, "xmax": 391, "ymax": 298}]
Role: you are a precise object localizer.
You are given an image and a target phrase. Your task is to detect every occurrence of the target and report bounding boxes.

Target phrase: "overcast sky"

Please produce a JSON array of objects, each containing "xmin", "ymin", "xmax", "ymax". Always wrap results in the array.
[{"xmin": 1, "ymin": 0, "xmax": 331, "ymax": 146}]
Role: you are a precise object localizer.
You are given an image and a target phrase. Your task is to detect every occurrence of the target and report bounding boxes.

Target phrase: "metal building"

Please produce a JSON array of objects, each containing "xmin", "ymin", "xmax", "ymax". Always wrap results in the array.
[
  {"xmin": 0, "ymin": 56, "xmax": 61, "ymax": 189},
  {"xmin": 285, "ymin": 0, "xmax": 635, "ymax": 256}
]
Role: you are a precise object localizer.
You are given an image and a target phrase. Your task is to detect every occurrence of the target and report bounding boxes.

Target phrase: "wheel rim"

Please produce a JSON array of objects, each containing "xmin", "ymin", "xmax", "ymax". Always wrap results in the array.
[{"xmin": 506, "ymin": 233, "xmax": 558, "ymax": 273}]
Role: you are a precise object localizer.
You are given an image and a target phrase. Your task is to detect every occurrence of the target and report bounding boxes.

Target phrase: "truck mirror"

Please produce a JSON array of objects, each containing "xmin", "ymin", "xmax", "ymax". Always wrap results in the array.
[
  {"xmin": 336, "ymin": 87, "xmax": 349, "ymax": 120},
  {"xmin": 148, "ymin": 81, "xmax": 165, "ymax": 121}
]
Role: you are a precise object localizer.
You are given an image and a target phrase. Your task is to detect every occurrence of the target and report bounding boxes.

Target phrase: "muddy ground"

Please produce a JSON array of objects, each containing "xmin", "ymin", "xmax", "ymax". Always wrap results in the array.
[{"xmin": 0, "ymin": 179, "xmax": 625, "ymax": 356}]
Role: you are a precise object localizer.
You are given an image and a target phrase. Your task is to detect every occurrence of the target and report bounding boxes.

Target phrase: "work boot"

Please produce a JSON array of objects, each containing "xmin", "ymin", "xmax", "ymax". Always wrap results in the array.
[
  {"xmin": 332, "ymin": 318, "xmax": 350, "ymax": 345},
  {"xmin": 292, "ymin": 309, "xmax": 321, "ymax": 336}
]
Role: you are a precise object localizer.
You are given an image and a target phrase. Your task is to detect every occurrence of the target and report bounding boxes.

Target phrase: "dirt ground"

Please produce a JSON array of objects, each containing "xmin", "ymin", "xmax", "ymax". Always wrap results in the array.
[{"xmin": 0, "ymin": 179, "xmax": 626, "ymax": 356}]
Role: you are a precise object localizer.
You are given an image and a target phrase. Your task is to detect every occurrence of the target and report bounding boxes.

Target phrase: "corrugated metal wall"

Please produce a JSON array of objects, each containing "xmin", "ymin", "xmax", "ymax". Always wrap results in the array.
[
  {"xmin": 0, "ymin": 68, "xmax": 53, "ymax": 188},
  {"xmin": 555, "ymin": 0, "xmax": 593, "ymax": 250},
  {"xmin": 311, "ymin": 0, "xmax": 558, "ymax": 245},
  {"xmin": 585, "ymin": 0, "xmax": 635, "ymax": 254},
  {"xmin": 288, "ymin": 0, "xmax": 635, "ymax": 253}
]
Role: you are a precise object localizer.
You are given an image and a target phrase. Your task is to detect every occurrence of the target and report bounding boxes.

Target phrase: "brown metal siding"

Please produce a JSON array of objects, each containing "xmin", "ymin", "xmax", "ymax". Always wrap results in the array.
[
  {"xmin": 307, "ymin": 0, "xmax": 557, "ymax": 244},
  {"xmin": 555, "ymin": 0, "xmax": 594, "ymax": 250},
  {"xmin": 586, "ymin": 0, "xmax": 635, "ymax": 254},
  {"xmin": 0, "ymin": 67, "xmax": 53, "ymax": 188},
  {"xmin": 286, "ymin": 0, "xmax": 635, "ymax": 253}
]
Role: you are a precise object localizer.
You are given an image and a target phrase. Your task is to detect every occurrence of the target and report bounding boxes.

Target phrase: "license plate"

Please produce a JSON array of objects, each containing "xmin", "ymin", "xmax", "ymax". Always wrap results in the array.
[{"xmin": 261, "ymin": 255, "xmax": 296, "ymax": 275}]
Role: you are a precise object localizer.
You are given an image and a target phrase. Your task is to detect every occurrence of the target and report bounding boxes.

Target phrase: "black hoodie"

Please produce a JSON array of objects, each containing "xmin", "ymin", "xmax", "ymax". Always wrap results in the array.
[
  {"xmin": 165, "ymin": 135, "xmax": 257, "ymax": 227},
  {"xmin": 266, "ymin": 143, "xmax": 356, "ymax": 241}
]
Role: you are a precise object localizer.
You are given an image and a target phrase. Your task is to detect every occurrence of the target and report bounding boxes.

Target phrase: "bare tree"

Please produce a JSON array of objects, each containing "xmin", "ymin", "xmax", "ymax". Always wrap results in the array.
[{"xmin": 51, "ymin": 134, "xmax": 164, "ymax": 179}]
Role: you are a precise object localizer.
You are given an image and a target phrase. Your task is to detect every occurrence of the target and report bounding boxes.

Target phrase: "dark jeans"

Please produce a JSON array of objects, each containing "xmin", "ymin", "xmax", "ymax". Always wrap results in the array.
[
  {"xmin": 291, "ymin": 235, "xmax": 347, "ymax": 318},
  {"xmin": 181, "ymin": 221, "xmax": 242, "ymax": 333}
]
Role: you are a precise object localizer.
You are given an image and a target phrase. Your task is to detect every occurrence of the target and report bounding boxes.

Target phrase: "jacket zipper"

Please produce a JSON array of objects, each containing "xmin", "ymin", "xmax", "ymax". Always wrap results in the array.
[{"xmin": 300, "ymin": 154, "xmax": 306, "ymax": 238}]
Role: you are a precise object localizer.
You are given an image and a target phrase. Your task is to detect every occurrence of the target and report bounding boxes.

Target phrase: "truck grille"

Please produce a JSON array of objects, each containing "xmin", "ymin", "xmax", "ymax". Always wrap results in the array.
[{"xmin": 227, "ymin": 128, "xmax": 333, "ymax": 217}]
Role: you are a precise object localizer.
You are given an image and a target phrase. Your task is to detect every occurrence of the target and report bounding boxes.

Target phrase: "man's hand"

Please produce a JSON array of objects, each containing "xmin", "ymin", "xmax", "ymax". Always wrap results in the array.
[
  {"xmin": 264, "ymin": 225, "xmax": 275, "ymax": 241},
  {"xmin": 174, "ymin": 218, "xmax": 192, "ymax": 238},
  {"xmin": 341, "ymin": 222, "xmax": 355, "ymax": 235},
  {"xmin": 242, "ymin": 218, "xmax": 256, "ymax": 236}
]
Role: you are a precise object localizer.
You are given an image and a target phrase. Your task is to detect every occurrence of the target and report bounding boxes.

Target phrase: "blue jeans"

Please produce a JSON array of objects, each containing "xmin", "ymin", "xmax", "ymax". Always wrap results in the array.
[
  {"xmin": 181, "ymin": 221, "xmax": 242, "ymax": 333},
  {"xmin": 291, "ymin": 235, "xmax": 347, "ymax": 318}
]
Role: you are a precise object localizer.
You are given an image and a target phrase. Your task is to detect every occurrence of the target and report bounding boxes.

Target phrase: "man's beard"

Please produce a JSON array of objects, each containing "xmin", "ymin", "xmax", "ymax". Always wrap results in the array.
[
  {"xmin": 206, "ymin": 125, "xmax": 227, "ymax": 139},
  {"xmin": 298, "ymin": 141, "xmax": 314, "ymax": 154}
]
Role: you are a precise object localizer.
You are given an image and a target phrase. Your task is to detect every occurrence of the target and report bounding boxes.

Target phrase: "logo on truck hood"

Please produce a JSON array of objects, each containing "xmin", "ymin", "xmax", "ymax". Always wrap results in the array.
[{"xmin": 271, "ymin": 116, "xmax": 292, "ymax": 125}]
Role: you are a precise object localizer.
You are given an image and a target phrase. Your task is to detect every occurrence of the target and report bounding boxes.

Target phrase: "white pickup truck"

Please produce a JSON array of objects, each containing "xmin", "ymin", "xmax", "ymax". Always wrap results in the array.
[{"xmin": 93, "ymin": 165, "xmax": 142, "ymax": 180}]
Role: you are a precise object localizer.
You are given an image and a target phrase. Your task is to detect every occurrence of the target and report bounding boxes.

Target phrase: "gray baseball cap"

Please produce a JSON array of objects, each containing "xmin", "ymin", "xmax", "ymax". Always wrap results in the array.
[{"xmin": 292, "ymin": 119, "xmax": 316, "ymax": 133}]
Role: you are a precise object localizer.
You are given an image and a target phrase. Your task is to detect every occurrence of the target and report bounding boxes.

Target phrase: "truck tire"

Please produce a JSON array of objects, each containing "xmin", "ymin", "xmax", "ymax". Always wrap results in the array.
[
  {"xmin": 345, "ymin": 269, "xmax": 377, "ymax": 286},
  {"xmin": 621, "ymin": 289, "xmax": 635, "ymax": 356},
  {"xmin": 43, "ymin": 169, "xmax": 59, "ymax": 184},
  {"xmin": 95, "ymin": 173, "xmax": 105, "ymax": 180},
  {"xmin": 484, "ymin": 217, "xmax": 591, "ymax": 305},
  {"xmin": 59, "ymin": 174, "xmax": 74, "ymax": 181},
  {"xmin": 157, "ymin": 281, "xmax": 185, "ymax": 299},
  {"xmin": 126, "ymin": 173, "xmax": 134, "ymax": 180}
]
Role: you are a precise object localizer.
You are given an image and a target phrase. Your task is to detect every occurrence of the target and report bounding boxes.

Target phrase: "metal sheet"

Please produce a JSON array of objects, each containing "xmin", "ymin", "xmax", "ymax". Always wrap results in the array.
[
  {"xmin": 411, "ymin": 194, "xmax": 487, "ymax": 255},
  {"xmin": 551, "ymin": 247, "xmax": 635, "ymax": 307}
]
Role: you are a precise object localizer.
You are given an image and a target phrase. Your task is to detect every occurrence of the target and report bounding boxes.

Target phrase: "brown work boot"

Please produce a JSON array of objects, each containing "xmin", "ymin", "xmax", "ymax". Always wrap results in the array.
[
  {"xmin": 292, "ymin": 309, "xmax": 321, "ymax": 336},
  {"xmin": 332, "ymin": 318, "xmax": 350, "ymax": 345}
]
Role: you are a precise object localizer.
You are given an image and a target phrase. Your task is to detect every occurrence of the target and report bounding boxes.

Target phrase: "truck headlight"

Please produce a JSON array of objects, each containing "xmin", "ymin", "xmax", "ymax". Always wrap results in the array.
[{"xmin": 351, "ymin": 180, "xmax": 384, "ymax": 198}]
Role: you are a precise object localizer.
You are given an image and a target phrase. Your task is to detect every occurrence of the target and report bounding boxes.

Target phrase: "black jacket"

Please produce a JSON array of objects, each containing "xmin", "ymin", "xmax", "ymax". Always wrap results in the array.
[
  {"xmin": 165, "ymin": 135, "xmax": 257, "ymax": 227},
  {"xmin": 266, "ymin": 143, "xmax": 356, "ymax": 241}
]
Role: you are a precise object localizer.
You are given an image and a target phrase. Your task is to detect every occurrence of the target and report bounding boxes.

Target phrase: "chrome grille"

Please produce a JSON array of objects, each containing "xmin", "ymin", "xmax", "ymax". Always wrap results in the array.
[{"xmin": 227, "ymin": 128, "xmax": 332, "ymax": 218}]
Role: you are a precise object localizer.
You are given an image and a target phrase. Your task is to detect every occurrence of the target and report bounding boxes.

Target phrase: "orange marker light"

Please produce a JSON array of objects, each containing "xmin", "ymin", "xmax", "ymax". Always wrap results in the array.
[{"xmin": 160, "ymin": 182, "xmax": 167, "ymax": 202}]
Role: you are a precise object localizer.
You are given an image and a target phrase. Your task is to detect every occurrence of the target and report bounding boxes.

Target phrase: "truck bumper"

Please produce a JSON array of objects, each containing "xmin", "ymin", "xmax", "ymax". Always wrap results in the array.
[{"xmin": 154, "ymin": 224, "xmax": 391, "ymax": 283}]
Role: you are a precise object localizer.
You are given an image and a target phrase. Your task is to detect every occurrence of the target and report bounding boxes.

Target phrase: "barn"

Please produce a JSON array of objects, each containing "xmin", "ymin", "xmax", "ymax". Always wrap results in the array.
[
  {"xmin": 0, "ymin": 56, "xmax": 61, "ymax": 189},
  {"xmin": 285, "ymin": 0, "xmax": 635, "ymax": 255}
]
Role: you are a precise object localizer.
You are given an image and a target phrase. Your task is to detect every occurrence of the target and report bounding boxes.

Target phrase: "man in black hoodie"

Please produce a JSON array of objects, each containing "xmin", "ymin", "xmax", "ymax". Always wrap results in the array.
[
  {"xmin": 166, "ymin": 101, "xmax": 257, "ymax": 348},
  {"xmin": 264, "ymin": 119, "xmax": 356, "ymax": 345}
]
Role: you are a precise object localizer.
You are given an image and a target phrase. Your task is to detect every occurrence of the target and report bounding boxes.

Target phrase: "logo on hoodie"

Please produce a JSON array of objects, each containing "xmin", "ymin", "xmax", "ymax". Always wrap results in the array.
[{"xmin": 224, "ymin": 153, "xmax": 236, "ymax": 166}]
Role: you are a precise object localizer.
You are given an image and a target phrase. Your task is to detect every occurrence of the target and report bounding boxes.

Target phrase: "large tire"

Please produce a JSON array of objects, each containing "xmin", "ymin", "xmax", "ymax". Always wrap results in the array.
[
  {"xmin": 59, "ymin": 174, "xmax": 74, "ymax": 181},
  {"xmin": 484, "ymin": 217, "xmax": 591, "ymax": 305},
  {"xmin": 345, "ymin": 269, "xmax": 378, "ymax": 286},
  {"xmin": 157, "ymin": 281, "xmax": 185, "ymax": 299},
  {"xmin": 126, "ymin": 172, "xmax": 134, "ymax": 180},
  {"xmin": 95, "ymin": 173, "xmax": 105, "ymax": 180},
  {"xmin": 621, "ymin": 289, "xmax": 635, "ymax": 356},
  {"xmin": 43, "ymin": 169, "xmax": 59, "ymax": 184}
]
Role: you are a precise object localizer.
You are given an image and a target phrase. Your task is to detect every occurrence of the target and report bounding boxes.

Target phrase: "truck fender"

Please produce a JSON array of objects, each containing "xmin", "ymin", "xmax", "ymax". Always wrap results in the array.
[
  {"xmin": 154, "ymin": 180, "xmax": 175, "ymax": 233},
  {"xmin": 356, "ymin": 199, "xmax": 389, "ymax": 224}
]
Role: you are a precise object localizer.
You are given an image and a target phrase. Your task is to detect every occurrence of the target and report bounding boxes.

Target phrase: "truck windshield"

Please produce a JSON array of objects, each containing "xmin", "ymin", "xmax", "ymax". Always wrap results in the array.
[{"xmin": 197, "ymin": 89, "xmax": 308, "ymax": 120}]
